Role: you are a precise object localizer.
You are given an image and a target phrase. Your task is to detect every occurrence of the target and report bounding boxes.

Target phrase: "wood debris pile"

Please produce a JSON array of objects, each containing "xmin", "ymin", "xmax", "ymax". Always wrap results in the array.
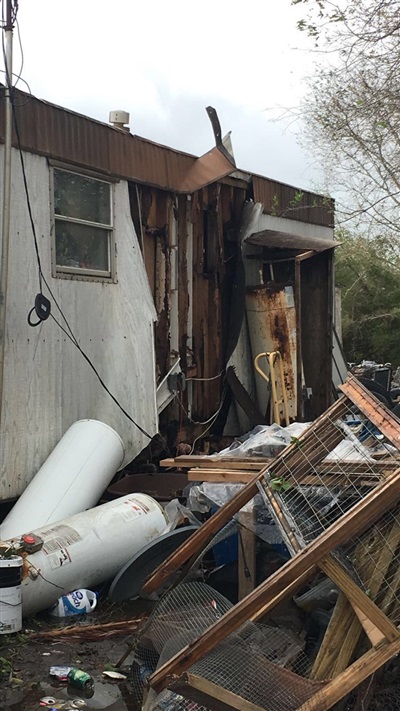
[{"xmin": 135, "ymin": 375, "xmax": 400, "ymax": 711}]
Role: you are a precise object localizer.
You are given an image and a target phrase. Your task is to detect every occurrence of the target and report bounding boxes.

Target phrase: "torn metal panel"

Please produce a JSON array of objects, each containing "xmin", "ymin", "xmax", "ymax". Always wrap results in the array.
[
  {"xmin": 179, "ymin": 145, "xmax": 235, "ymax": 193},
  {"xmin": 246, "ymin": 229, "xmax": 339, "ymax": 253}
]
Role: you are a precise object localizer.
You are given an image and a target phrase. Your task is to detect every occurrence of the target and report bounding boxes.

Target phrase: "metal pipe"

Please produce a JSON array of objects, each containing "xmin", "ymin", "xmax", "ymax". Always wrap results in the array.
[{"xmin": 0, "ymin": 0, "xmax": 14, "ymax": 426}]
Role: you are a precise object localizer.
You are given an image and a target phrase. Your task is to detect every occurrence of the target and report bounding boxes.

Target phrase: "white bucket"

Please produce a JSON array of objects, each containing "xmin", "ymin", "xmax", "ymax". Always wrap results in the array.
[
  {"xmin": 1, "ymin": 420, "xmax": 125, "ymax": 541},
  {"xmin": 0, "ymin": 556, "xmax": 23, "ymax": 634}
]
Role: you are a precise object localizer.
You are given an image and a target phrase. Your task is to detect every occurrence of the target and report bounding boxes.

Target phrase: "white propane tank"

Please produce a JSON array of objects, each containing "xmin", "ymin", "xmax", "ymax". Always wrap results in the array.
[
  {"xmin": 18, "ymin": 494, "xmax": 167, "ymax": 617},
  {"xmin": 0, "ymin": 420, "xmax": 125, "ymax": 541}
]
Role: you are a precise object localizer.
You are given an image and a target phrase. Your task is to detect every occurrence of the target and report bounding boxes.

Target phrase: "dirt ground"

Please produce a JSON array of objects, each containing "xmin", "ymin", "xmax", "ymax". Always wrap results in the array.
[{"xmin": 0, "ymin": 599, "xmax": 153, "ymax": 711}]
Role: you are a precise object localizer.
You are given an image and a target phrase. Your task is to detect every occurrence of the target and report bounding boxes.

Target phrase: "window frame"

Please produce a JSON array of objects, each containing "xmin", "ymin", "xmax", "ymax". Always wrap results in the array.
[{"xmin": 49, "ymin": 162, "xmax": 117, "ymax": 283}]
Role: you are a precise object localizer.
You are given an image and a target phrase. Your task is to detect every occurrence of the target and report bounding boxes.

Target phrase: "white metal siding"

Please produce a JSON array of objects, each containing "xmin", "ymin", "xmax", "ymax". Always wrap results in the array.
[{"xmin": 0, "ymin": 148, "xmax": 158, "ymax": 499}]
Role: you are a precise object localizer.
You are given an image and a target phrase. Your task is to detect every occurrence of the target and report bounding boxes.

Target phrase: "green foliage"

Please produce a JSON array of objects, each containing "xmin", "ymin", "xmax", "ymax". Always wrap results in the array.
[
  {"xmin": 335, "ymin": 231, "xmax": 400, "ymax": 366},
  {"xmin": 270, "ymin": 477, "xmax": 292, "ymax": 492}
]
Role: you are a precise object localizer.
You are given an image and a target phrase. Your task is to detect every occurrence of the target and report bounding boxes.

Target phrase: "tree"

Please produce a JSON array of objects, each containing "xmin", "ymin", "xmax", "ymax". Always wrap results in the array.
[
  {"xmin": 335, "ymin": 231, "xmax": 400, "ymax": 366},
  {"xmin": 291, "ymin": 0, "xmax": 400, "ymax": 238}
]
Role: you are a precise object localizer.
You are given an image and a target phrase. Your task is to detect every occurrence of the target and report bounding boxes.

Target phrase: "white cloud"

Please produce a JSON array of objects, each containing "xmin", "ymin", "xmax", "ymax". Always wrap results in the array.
[{"xmin": 8, "ymin": 0, "xmax": 322, "ymax": 189}]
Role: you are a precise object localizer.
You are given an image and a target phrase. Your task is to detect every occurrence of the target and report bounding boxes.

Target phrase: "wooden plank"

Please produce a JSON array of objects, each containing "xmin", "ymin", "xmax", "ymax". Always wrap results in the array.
[
  {"xmin": 160, "ymin": 457, "xmax": 268, "ymax": 471},
  {"xmin": 168, "ymin": 672, "xmax": 268, "ymax": 711},
  {"xmin": 340, "ymin": 375, "xmax": 400, "ymax": 450},
  {"xmin": 148, "ymin": 468, "xmax": 400, "ymax": 692},
  {"xmin": 296, "ymin": 636, "xmax": 400, "ymax": 711},
  {"xmin": 310, "ymin": 591, "xmax": 358, "ymax": 680},
  {"xmin": 226, "ymin": 365, "xmax": 267, "ymax": 427},
  {"xmin": 313, "ymin": 513, "xmax": 400, "ymax": 679},
  {"xmin": 182, "ymin": 458, "xmax": 393, "ymax": 473},
  {"xmin": 187, "ymin": 469, "xmax": 384, "ymax": 486},
  {"xmin": 318, "ymin": 557, "xmax": 399, "ymax": 642},
  {"xmin": 316, "ymin": 461, "xmax": 399, "ymax": 473},
  {"xmin": 188, "ymin": 469, "xmax": 256, "ymax": 483},
  {"xmin": 238, "ymin": 511, "xmax": 256, "ymax": 599}
]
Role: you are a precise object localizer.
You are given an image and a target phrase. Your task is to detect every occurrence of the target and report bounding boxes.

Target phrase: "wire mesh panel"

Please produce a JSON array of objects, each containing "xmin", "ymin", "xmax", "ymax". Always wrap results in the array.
[
  {"xmin": 139, "ymin": 582, "xmax": 323, "ymax": 711},
  {"xmin": 260, "ymin": 408, "xmax": 399, "ymax": 552}
]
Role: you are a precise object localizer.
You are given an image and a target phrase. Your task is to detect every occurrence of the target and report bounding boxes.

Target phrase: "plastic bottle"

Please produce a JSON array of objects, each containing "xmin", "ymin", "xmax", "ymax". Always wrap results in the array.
[{"xmin": 48, "ymin": 589, "xmax": 97, "ymax": 617}]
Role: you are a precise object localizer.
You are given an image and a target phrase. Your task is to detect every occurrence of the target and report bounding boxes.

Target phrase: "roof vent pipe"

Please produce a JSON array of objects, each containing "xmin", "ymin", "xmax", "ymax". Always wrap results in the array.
[{"xmin": 109, "ymin": 110, "xmax": 130, "ymax": 131}]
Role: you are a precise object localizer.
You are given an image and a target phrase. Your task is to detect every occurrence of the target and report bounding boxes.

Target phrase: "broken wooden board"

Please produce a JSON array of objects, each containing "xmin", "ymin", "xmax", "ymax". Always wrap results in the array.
[
  {"xmin": 161, "ymin": 456, "xmax": 268, "ymax": 471},
  {"xmin": 188, "ymin": 469, "xmax": 256, "ymax": 483},
  {"xmin": 188, "ymin": 469, "xmax": 384, "ymax": 486},
  {"xmin": 296, "ymin": 635, "xmax": 400, "ymax": 711}
]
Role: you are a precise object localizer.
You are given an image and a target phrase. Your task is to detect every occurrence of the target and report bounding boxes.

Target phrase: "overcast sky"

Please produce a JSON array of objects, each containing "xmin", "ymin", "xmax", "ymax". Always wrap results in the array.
[{"xmin": 9, "ymin": 0, "xmax": 322, "ymax": 191}]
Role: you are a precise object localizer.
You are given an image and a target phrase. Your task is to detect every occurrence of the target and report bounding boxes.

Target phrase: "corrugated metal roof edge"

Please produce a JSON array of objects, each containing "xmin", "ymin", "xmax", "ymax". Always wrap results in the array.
[
  {"xmin": 1, "ymin": 87, "xmax": 332, "ymax": 213},
  {"xmin": 23, "ymin": 90, "xmax": 200, "ymax": 161}
]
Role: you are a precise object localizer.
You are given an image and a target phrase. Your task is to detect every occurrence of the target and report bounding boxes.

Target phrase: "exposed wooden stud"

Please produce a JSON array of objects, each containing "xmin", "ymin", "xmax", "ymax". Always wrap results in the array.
[{"xmin": 238, "ymin": 510, "xmax": 256, "ymax": 599}]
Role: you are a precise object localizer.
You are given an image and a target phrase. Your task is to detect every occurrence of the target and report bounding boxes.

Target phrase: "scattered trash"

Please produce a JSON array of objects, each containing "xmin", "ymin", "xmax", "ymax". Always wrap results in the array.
[
  {"xmin": 49, "ymin": 666, "xmax": 73, "ymax": 682},
  {"xmin": 102, "ymin": 670, "xmax": 127, "ymax": 680},
  {"xmin": 49, "ymin": 666, "xmax": 94, "ymax": 691},
  {"xmin": 40, "ymin": 697, "xmax": 87, "ymax": 709},
  {"xmin": 48, "ymin": 589, "xmax": 97, "ymax": 617}
]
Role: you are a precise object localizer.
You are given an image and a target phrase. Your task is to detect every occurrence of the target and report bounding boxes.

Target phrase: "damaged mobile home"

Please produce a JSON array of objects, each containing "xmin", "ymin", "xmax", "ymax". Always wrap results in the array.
[{"xmin": 0, "ymin": 87, "xmax": 336, "ymax": 504}]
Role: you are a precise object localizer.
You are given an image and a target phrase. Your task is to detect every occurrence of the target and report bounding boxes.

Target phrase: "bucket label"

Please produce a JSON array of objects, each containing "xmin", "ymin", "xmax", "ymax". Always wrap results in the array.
[{"xmin": 40, "ymin": 525, "xmax": 82, "ymax": 555}]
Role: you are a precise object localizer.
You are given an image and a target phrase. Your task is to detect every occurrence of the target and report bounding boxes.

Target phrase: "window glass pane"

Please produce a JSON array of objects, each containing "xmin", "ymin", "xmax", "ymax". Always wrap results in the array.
[
  {"xmin": 54, "ymin": 170, "xmax": 111, "ymax": 225},
  {"xmin": 55, "ymin": 220, "xmax": 110, "ymax": 273}
]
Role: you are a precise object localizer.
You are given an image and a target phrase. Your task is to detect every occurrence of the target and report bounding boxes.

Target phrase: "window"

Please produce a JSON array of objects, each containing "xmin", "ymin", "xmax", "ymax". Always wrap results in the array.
[{"xmin": 51, "ymin": 167, "xmax": 115, "ymax": 280}]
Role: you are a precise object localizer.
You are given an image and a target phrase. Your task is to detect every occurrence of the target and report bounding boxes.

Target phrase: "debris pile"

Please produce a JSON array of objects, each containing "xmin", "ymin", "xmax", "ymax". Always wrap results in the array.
[{"xmin": 133, "ymin": 375, "xmax": 400, "ymax": 711}]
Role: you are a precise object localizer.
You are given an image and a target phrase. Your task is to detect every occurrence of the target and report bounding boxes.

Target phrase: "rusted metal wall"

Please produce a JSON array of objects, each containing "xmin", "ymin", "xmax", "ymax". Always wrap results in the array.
[{"xmin": 131, "ymin": 180, "xmax": 247, "ymax": 425}]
